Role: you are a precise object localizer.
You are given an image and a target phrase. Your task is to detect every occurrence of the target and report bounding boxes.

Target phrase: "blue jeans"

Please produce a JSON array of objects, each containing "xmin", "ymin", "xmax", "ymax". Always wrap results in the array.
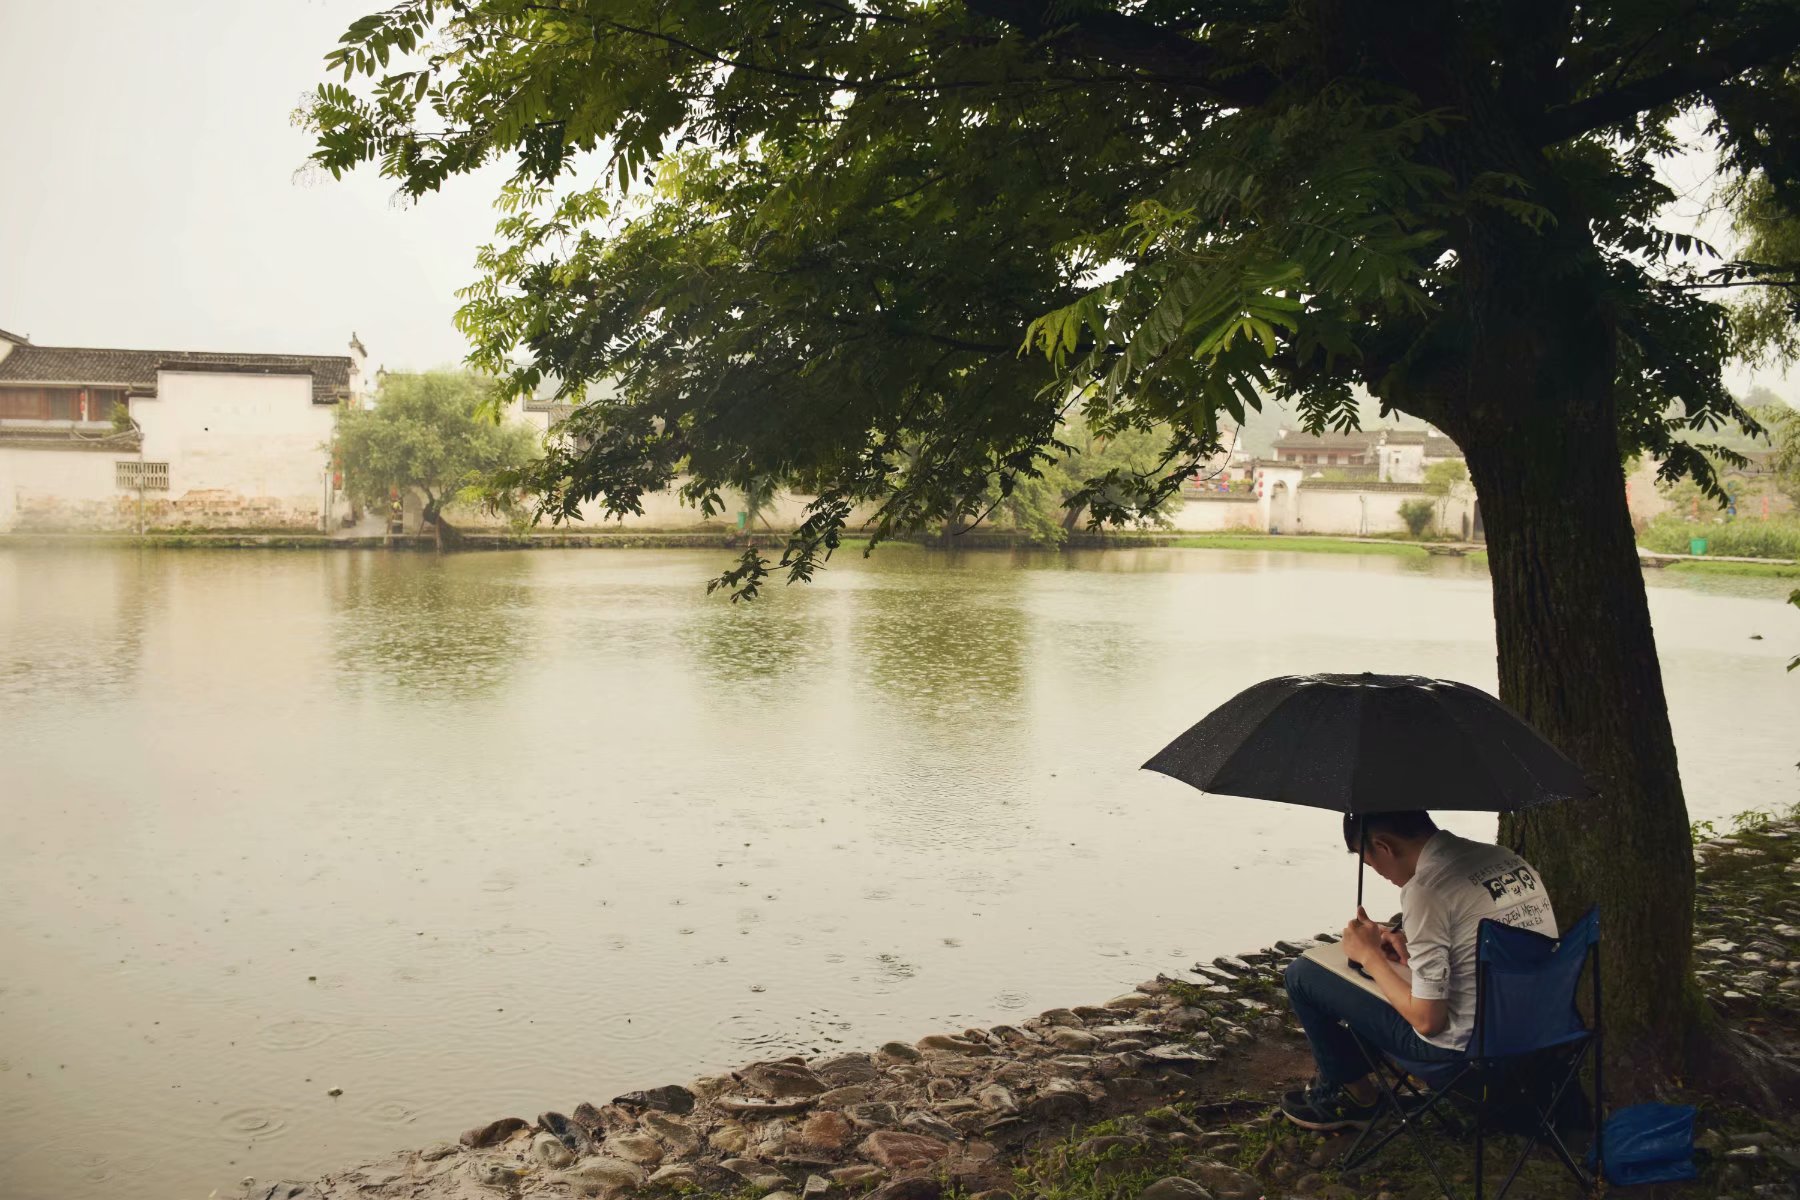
[{"xmin": 1284, "ymin": 955, "xmax": 1464, "ymax": 1088}]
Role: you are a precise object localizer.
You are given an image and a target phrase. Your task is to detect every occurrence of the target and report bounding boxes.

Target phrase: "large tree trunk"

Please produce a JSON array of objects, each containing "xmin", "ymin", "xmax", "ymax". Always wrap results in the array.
[{"xmin": 1435, "ymin": 274, "xmax": 1702, "ymax": 1091}]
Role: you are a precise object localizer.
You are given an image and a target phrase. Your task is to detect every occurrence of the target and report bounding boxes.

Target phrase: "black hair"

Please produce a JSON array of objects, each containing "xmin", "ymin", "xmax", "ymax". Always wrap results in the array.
[{"xmin": 1343, "ymin": 810, "xmax": 1438, "ymax": 853}]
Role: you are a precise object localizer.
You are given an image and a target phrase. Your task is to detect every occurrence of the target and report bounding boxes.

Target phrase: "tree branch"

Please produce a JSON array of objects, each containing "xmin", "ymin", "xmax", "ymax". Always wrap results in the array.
[
  {"xmin": 1535, "ymin": 9, "xmax": 1800, "ymax": 144},
  {"xmin": 961, "ymin": 0, "xmax": 1279, "ymax": 107}
]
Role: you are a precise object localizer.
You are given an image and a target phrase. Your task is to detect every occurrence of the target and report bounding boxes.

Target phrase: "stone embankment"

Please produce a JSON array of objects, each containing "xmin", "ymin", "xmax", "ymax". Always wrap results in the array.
[
  {"xmin": 247, "ymin": 814, "xmax": 1800, "ymax": 1200},
  {"xmin": 248, "ymin": 941, "xmax": 1314, "ymax": 1200}
]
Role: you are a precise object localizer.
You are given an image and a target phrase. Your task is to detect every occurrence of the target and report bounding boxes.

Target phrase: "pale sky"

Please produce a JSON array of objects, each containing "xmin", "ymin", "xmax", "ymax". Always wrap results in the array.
[{"xmin": 0, "ymin": 1, "xmax": 1792, "ymax": 404}]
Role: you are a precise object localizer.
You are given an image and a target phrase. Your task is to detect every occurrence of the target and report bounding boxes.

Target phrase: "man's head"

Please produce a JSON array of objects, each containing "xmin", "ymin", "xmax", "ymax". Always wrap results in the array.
[{"xmin": 1343, "ymin": 810, "xmax": 1439, "ymax": 886}]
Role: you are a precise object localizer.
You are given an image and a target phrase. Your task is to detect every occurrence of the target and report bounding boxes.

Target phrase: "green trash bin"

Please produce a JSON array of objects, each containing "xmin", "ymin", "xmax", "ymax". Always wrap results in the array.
[{"xmin": 1689, "ymin": 537, "xmax": 1708, "ymax": 556}]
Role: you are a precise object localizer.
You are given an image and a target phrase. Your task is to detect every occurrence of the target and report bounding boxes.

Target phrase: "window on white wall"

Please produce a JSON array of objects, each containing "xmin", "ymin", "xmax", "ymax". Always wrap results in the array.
[{"xmin": 116, "ymin": 461, "xmax": 170, "ymax": 491}]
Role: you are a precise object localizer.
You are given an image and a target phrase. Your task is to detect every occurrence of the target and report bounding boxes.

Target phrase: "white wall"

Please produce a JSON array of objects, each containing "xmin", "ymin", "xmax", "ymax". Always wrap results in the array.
[
  {"xmin": 0, "ymin": 447, "xmax": 124, "ymax": 530},
  {"xmin": 1, "ymin": 369, "xmax": 346, "ymax": 531},
  {"xmin": 135, "ymin": 370, "xmax": 337, "ymax": 527},
  {"xmin": 1168, "ymin": 496, "xmax": 1263, "ymax": 532}
]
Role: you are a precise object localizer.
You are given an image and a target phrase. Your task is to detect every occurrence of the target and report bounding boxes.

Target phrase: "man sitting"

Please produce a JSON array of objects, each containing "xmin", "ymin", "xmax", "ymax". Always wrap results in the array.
[{"xmin": 1279, "ymin": 810, "xmax": 1558, "ymax": 1131}]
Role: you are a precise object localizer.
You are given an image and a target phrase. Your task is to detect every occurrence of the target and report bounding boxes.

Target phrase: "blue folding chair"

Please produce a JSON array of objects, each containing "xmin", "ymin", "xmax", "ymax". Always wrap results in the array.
[{"xmin": 1339, "ymin": 906, "xmax": 1603, "ymax": 1200}]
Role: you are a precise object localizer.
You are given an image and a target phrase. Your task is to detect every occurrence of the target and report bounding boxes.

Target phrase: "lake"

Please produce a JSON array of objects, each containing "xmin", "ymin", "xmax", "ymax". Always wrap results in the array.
[{"xmin": 1, "ymin": 545, "xmax": 1794, "ymax": 1199}]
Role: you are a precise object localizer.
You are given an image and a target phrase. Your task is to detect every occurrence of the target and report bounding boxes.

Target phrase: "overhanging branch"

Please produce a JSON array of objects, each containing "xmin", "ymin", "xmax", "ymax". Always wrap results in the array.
[
  {"xmin": 962, "ymin": 0, "xmax": 1279, "ymax": 107},
  {"xmin": 1535, "ymin": 10, "xmax": 1800, "ymax": 144}
]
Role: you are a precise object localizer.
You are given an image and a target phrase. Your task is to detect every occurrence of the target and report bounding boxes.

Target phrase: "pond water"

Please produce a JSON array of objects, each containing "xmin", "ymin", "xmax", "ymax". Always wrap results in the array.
[{"xmin": 1, "ymin": 545, "xmax": 1794, "ymax": 1199}]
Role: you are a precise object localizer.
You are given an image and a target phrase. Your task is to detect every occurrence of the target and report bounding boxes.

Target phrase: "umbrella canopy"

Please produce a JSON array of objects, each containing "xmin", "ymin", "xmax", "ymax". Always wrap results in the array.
[{"xmin": 1143, "ymin": 672, "xmax": 1594, "ymax": 814}]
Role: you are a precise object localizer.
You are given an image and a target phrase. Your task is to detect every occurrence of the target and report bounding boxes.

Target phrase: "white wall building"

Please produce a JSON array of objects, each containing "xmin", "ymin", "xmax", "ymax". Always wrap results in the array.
[{"xmin": 0, "ymin": 327, "xmax": 365, "ymax": 532}]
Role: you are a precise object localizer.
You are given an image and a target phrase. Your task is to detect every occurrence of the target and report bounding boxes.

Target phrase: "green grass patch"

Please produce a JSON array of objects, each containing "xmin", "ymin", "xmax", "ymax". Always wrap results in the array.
[
  {"xmin": 1166, "ymin": 535, "xmax": 1430, "ymax": 557},
  {"xmin": 1639, "ymin": 514, "xmax": 1800, "ymax": 559},
  {"xmin": 1663, "ymin": 558, "xmax": 1800, "ymax": 578}
]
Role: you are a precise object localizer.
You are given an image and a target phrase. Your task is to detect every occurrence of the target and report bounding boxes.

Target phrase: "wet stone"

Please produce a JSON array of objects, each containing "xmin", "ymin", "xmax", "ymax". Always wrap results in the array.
[
  {"xmin": 742, "ymin": 1061, "xmax": 830, "ymax": 1100},
  {"xmin": 817, "ymin": 1084, "xmax": 873, "ymax": 1108},
  {"xmin": 532, "ymin": 1132, "xmax": 575, "ymax": 1168},
  {"xmin": 830, "ymin": 1164, "xmax": 886, "ymax": 1187},
  {"xmin": 609, "ymin": 1132, "xmax": 665, "ymax": 1164},
  {"xmin": 558, "ymin": 1158, "xmax": 647, "ymax": 1197},
  {"xmin": 649, "ymin": 1164, "xmax": 699, "ymax": 1188},
  {"xmin": 902, "ymin": 1110, "xmax": 961, "ymax": 1140},
  {"xmin": 613, "ymin": 1084, "xmax": 697, "ymax": 1115},
  {"xmin": 847, "ymin": 1101, "xmax": 902, "ymax": 1128},
  {"xmin": 813, "ymin": 1053, "xmax": 882, "ymax": 1086},
  {"xmin": 860, "ymin": 1130, "xmax": 953, "ymax": 1172},
  {"xmin": 878, "ymin": 1041, "xmax": 923, "ymax": 1064},
  {"xmin": 799, "ymin": 1110, "xmax": 857, "ymax": 1153},
  {"xmin": 1048, "ymin": 1028, "xmax": 1099, "ymax": 1052},
  {"xmin": 459, "ymin": 1117, "xmax": 528, "ymax": 1149},
  {"xmin": 1039, "ymin": 1008, "xmax": 1083, "ymax": 1027},
  {"xmin": 1138, "ymin": 1178, "xmax": 1215, "ymax": 1200},
  {"xmin": 642, "ymin": 1110, "xmax": 701, "ymax": 1156},
  {"xmin": 710, "ymin": 1123, "xmax": 751, "ymax": 1154}
]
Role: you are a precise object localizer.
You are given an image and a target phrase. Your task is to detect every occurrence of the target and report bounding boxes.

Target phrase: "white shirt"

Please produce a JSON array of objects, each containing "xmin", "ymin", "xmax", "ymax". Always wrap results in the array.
[{"xmin": 1401, "ymin": 830, "xmax": 1558, "ymax": 1051}]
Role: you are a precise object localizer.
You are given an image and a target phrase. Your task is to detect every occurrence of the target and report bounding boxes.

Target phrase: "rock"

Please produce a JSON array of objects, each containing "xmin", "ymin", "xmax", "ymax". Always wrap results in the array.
[
  {"xmin": 860, "ymin": 1131, "xmax": 952, "ymax": 1172},
  {"xmin": 722, "ymin": 1158, "xmax": 795, "ymax": 1191},
  {"xmin": 1296, "ymin": 1171, "xmax": 1329, "ymax": 1193},
  {"xmin": 1162, "ymin": 1008, "xmax": 1209, "ymax": 1032},
  {"xmin": 803, "ymin": 1174, "xmax": 832, "ymax": 1199},
  {"xmin": 865, "ymin": 1177, "xmax": 944, "ymax": 1200},
  {"xmin": 1048, "ymin": 1028, "xmax": 1100, "ymax": 1052},
  {"xmin": 1040, "ymin": 1008, "xmax": 1083, "ymax": 1026},
  {"xmin": 918, "ymin": 1034, "xmax": 988, "ymax": 1055},
  {"xmin": 1107, "ymin": 993, "xmax": 1156, "ymax": 1010},
  {"xmin": 742, "ymin": 1061, "xmax": 831, "ymax": 1099},
  {"xmin": 814, "ymin": 1053, "xmax": 882, "ymax": 1086},
  {"xmin": 473, "ymin": 1163, "xmax": 528, "ymax": 1189},
  {"xmin": 975, "ymin": 1084, "xmax": 1018, "ymax": 1114},
  {"xmin": 817, "ymin": 1085, "xmax": 874, "ymax": 1108},
  {"xmin": 902, "ymin": 1110, "xmax": 961, "ymax": 1140},
  {"xmin": 765, "ymin": 1192, "xmax": 799, "ymax": 1200},
  {"xmin": 1183, "ymin": 1159, "xmax": 1260, "ymax": 1200},
  {"xmin": 1027, "ymin": 1091, "xmax": 1089, "ymax": 1124},
  {"xmin": 419, "ymin": 1143, "xmax": 459, "ymax": 1162},
  {"xmin": 878, "ymin": 1041, "xmax": 923, "ymax": 1064},
  {"xmin": 799, "ymin": 1110, "xmax": 857, "ymax": 1153},
  {"xmin": 926, "ymin": 1078, "xmax": 963, "ymax": 1102},
  {"xmin": 649, "ymin": 1164, "xmax": 699, "ymax": 1188},
  {"xmin": 847, "ymin": 1101, "xmax": 902, "ymax": 1128},
  {"xmin": 830, "ymin": 1164, "xmax": 886, "ymax": 1187},
  {"xmin": 614, "ymin": 1084, "xmax": 697, "ymax": 1115},
  {"xmin": 533, "ymin": 1131, "xmax": 577, "ymax": 1168},
  {"xmin": 540, "ymin": 1110, "xmax": 595, "ymax": 1154},
  {"xmin": 989, "ymin": 1025, "xmax": 1038, "ymax": 1045},
  {"xmin": 558, "ymin": 1158, "xmax": 648, "ymax": 1196},
  {"xmin": 987, "ymin": 1061, "xmax": 1037, "ymax": 1088},
  {"xmin": 642, "ymin": 1110, "xmax": 701, "ymax": 1156},
  {"xmin": 711, "ymin": 1122, "xmax": 751, "ymax": 1154},
  {"xmin": 1073, "ymin": 1005, "xmax": 1115, "ymax": 1020},
  {"xmin": 459, "ymin": 1116, "xmax": 528, "ymax": 1148},
  {"xmin": 719, "ymin": 1095, "xmax": 817, "ymax": 1116},
  {"xmin": 609, "ymin": 1132, "xmax": 665, "ymax": 1164},
  {"xmin": 1138, "ymin": 1179, "xmax": 1214, "ymax": 1200},
  {"xmin": 1103, "ymin": 1077, "xmax": 1161, "ymax": 1106}
]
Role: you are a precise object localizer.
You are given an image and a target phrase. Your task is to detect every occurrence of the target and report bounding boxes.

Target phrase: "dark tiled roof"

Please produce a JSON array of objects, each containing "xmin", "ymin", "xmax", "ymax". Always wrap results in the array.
[
  {"xmin": 1273, "ymin": 430, "xmax": 1383, "ymax": 453},
  {"xmin": 0, "ymin": 328, "xmax": 28, "ymax": 345},
  {"xmin": 0, "ymin": 344, "xmax": 353, "ymax": 403}
]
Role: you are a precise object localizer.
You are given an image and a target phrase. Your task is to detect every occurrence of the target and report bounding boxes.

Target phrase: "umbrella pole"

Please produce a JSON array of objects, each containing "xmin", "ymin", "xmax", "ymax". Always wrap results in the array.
[{"xmin": 1355, "ymin": 823, "xmax": 1367, "ymax": 910}]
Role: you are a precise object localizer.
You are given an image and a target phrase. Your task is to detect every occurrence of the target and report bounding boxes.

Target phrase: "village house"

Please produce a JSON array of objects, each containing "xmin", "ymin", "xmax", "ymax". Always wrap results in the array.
[
  {"xmin": 1267, "ymin": 425, "xmax": 1463, "ymax": 483},
  {"xmin": 0, "ymin": 327, "xmax": 366, "ymax": 532}
]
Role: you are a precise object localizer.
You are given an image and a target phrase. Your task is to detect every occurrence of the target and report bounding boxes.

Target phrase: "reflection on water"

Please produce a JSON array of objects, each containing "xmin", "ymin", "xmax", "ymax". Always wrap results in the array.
[
  {"xmin": 328, "ymin": 552, "xmax": 535, "ymax": 696},
  {"xmin": 0, "ymin": 545, "xmax": 1795, "ymax": 1200}
]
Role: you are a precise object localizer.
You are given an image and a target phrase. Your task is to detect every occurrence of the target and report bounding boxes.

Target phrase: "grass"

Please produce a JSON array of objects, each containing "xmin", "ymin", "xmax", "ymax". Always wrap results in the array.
[
  {"xmin": 1638, "ymin": 514, "xmax": 1800, "ymax": 560},
  {"xmin": 1164, "ymin": 534, "xmax": 1431, "ymax": 557},
  {"xmin": 1663, "ymin": 558, "xmax": 1800, "ymax": 578}
]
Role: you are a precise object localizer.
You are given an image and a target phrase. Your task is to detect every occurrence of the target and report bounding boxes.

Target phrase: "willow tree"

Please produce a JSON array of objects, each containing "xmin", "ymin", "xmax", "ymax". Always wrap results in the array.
[{"xmin": 308, "ymin": 0, "xmax": 1800, "ymax": 1089}]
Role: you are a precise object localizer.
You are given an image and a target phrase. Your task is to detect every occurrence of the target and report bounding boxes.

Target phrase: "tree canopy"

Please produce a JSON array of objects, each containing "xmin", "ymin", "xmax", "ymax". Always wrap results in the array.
[
  {"xmin": 334, "ymin": 370, "xmax": 541, "ymax": 523},
  {"xmin": 306, "ymin": 0, "xmax": 1800, "ymax": 593}
]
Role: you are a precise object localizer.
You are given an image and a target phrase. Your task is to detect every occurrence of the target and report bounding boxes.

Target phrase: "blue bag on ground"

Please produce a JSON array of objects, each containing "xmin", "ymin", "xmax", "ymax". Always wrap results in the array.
[{"xmin": 1588, "ymin": 1103, "xmax": 1698, "ymax": 1186}]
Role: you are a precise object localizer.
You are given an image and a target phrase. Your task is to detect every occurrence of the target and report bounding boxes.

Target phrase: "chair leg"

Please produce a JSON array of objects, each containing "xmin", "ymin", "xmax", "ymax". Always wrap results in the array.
[{"xmin": 1339, "ymin": 1043, "xmax": 1463, "ymax": 1200}]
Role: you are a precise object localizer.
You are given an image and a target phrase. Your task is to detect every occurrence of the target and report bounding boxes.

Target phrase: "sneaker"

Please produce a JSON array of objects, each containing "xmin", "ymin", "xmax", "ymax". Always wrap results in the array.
[{"xmin": 1280, "ymin": 1079, "xmax": 1379, "ymax": 1132}]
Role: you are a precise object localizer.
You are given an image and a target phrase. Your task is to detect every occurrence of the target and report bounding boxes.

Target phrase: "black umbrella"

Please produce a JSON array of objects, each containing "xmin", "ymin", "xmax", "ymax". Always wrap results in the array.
[{"xmin": 1142, "ymin": 672, "xmax": 1594, "ymax": 905}]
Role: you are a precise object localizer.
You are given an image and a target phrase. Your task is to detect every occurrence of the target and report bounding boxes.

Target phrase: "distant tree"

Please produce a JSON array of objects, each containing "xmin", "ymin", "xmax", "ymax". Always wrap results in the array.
[
  {"xmin": 995, "ymin": 422, "xmax": 1183, "ymax": 545},
  {"xmin": 1421, "ymin": 460, "xmax": 1471, "ymax": 529},
  {"xmin": 334, "ymin": 371, "xmax": 540, "ymax": 536},
  {"xmin": 1789, "ymin": 590, "xmax": 1799, "ymax": 673},
  {"xmin": 1762, "ymin": 402, "xmax": 1800, "ymax": 509},
  {"xmin": 1397, "ymin": 498, "xmax": 1435, "ymax": 539}
]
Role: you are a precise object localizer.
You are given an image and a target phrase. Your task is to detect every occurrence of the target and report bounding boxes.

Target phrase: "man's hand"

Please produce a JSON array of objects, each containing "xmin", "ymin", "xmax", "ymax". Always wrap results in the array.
[
  {"xmin": 1379, "ymin": 926, "xmax": 1410, "ymax": 965},
  {"xmin": 1341, "ymin": 907, "xmax": 1383, "ymax": 962}
]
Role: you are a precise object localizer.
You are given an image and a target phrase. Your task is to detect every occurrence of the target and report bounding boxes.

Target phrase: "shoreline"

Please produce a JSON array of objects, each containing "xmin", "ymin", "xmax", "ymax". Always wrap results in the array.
[
  {"xmin": 243, "ymin": 814, "xmax": 1800, "ymax": 1200},
  {"xmin": 3, "ymin": 530, "xmax": 1793, "ymax": 576}
]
